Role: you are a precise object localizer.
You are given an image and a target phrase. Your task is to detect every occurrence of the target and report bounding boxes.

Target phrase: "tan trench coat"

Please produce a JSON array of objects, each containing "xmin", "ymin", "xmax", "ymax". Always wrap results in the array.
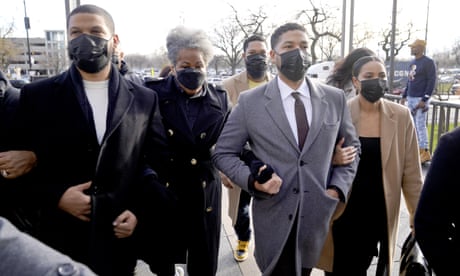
[
  {"xmin": 221, "ymin": 70, "xmax": 272, "ymax": 225},
  {"xmin": 317, "ymin": 96, "xmax": 423, "ymax": 273}
]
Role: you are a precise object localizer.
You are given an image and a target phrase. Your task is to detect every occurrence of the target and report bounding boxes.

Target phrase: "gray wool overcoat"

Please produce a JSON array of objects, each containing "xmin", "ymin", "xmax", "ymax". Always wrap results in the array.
[{"xmin": 212, "ymin": 77, "xmax": 360, "ymax": 275}]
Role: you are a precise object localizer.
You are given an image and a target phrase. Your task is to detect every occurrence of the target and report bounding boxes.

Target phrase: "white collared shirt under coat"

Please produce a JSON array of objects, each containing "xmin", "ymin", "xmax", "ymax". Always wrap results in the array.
[{"xmin": 278, "ymin": 76, "xmax": 312, "ymax": 145}]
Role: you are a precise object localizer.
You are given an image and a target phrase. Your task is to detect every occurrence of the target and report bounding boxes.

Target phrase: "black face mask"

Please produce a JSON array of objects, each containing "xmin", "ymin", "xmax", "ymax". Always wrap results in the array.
[
  {"xmin": 176, "ymin": 68, "xmax": 206, "ymax": 90},
  {"xmin": 277, "ymin": 48, "xmax": 311, "ymax": 82},
  {"xmin": 68, "ymin": 34, "xmax": 110, "ymax": 73},
  {"xmin": 360, "ymin": 78, "xmax": 388, "ymax": 103},
  {"xmin": 245, "ymin": 54, "xmax": 268, "ymax": 79}
]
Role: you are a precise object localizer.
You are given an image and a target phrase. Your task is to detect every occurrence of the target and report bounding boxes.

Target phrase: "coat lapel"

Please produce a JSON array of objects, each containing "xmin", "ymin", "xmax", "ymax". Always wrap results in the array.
[
  {"xmin": 192, "ymin": 86, "xmax": 226, "ymax": 137},
  {"xmin": 234, "ymin": 73, "xmax": 249, "ymax": 94},
  {"xmin": 103, "ymin": 68, "xmax": 134, "ymax": 143},
  {"xmin": 265, "ymin": 78, "xmax": 299, "ymax": 151},
  {"xmin": 301, "ymin": 78, "xmax": 328, "ymax": 153},
  {"xmin": 380, "ymin": 100, "xmax": 397, "ymax": 168},
  {"xmin": 349, "ymin": 97, "xmax": 397, "ymax": 168}
]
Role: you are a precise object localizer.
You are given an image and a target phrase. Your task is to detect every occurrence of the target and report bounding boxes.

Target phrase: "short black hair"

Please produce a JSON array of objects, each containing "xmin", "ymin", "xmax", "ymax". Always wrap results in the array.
[
  {"xmin": 270, "ymin": 22, "xmax": 306, "ymax": 49},
  {"xmin": 243, "ymin": 34, "xmax": 266, "ymax": 53},
  {"xmin": 67, "ymin": 4, "xmax": 115, "ymax": 34}
]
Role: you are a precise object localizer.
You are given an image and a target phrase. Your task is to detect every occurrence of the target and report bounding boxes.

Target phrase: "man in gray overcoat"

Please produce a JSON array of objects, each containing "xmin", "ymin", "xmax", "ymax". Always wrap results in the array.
[
  {"xmin": 212, "ymin": 22, "xmax": 360, "ymax": 276},
  {"xmin": 0, "ymin": 217, "xmax": 96, "ymax": 275}
]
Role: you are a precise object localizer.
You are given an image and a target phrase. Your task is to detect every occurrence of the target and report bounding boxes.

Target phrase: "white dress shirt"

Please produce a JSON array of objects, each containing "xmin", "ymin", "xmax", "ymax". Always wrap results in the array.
[{"xmin": 277, "ymin": 76, "xmax": 312, "ymax": 145}]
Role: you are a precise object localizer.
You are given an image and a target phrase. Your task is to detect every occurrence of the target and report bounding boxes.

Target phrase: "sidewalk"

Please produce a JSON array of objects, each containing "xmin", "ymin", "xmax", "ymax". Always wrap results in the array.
[
  {"xmin": 136, "ymin": 163, "xmax": 430, "ymax": 276},
  {"xmin": 220, "ymin": 163, "xmax": 430, "ymax": 276}
]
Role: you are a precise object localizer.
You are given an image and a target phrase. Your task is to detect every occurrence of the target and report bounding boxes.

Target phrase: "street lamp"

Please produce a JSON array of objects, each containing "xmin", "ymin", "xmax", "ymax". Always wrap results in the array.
[
  {"xmin": 23, "ymin": 0, "xmax": 32, "ymax": 72},
  {"xmin": 389, "ymin": 0, "xmax": 398, "ymax": 93},
  {"xmin": 425, "ymin": 0, "xmax": 430, "ymax": 53}
]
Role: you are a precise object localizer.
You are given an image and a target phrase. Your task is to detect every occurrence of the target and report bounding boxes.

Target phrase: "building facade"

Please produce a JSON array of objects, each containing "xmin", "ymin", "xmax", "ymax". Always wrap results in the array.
[{"xmin": 7, "ymin": 30, "xmax": 67, "ymax": 79}]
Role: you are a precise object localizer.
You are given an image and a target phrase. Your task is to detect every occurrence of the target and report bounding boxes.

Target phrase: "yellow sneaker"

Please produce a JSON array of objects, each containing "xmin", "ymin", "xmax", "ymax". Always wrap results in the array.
[
  {"xmin": 234, "ymin": 240, "xmax": 250, "ymax": 262},
  {"xmin": 420, "ymin": 149, "xmax": 431, "ymax": 164}
]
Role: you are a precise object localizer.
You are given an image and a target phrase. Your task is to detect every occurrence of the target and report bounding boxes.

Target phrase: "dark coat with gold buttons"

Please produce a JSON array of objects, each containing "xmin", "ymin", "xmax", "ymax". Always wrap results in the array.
[
  {"xmin": 145, "ymin": 75, "xmax": 230, "ymax": 275},
  {"xmin": 15, "ymin": 64, "xmax": 170, "ymax": 276}
]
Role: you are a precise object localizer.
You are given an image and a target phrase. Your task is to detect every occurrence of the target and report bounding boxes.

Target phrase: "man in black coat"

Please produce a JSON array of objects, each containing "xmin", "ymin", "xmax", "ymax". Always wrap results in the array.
[
  {"xmin": 0, "ymin": 70, "xmax": 38, "ymax": 234},
  {"xmin": 14, "ymin": 5, "xmax": 170, "ymax": 276},
  {"xmin": 414, "ymin": 127, "xmax": 460, "ymax": 276}
]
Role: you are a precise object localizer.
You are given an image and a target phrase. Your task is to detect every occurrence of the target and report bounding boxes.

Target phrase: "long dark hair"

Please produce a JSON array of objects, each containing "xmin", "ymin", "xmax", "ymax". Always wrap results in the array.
[{"xmin": 327, "ymin": 47, "xmax": 376, "ymax": 89}]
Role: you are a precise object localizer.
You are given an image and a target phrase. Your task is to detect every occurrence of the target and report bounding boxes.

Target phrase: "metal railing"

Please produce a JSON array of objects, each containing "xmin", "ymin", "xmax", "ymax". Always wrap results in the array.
[{"xmin": 384, "ymin": 94, "xmax": 460, "ymax": 154}]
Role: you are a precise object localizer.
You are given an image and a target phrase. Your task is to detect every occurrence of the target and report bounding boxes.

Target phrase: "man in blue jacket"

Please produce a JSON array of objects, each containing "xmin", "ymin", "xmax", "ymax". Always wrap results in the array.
[{"xmin": 401, "ymin": 39, "xmax": 436, "ymax": 164}]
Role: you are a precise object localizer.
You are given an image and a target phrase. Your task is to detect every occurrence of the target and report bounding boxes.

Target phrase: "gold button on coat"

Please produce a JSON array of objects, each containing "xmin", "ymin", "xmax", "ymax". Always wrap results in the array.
[{"xmin": 190, "ymin": 158, "xmax": 197, "ymax": 165}]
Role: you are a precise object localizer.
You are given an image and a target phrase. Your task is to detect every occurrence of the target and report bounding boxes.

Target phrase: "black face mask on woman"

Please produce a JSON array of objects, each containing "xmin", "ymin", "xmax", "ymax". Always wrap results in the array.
[
  {"xmin": 245, "ymin": 54, "xmax": 268, "ymax": 79},
  {"xmin": 277, "ymin": 48, "xmax": 311, "ymax": 82},
  {"xmin": 176, "ymin": 68, "xmax": 206, "ymax": 90},
  {"xmin": 359, "ymin": 78, "xmax": 388, "ymax": 103},
  {"xmin": 68, "ymin": 34, "xmax": 110, "ymax": 74}
]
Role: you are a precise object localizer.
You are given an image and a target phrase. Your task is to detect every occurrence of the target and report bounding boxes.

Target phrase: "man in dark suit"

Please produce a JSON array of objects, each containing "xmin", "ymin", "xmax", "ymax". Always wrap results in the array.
[
  {"xmin": 0, "ymin": 69, "xmax": 38, "ymax": 235},
  {"xmin": 14, "ymin": 5, "xmax": 169, "ymax": 276},
  {"xmin": 414, "ymin": 127, "xmax": 460, "ymax": 276},
  {"xmin": 213, "ymin": 23, "xmax": 360, "ymax": 276}
]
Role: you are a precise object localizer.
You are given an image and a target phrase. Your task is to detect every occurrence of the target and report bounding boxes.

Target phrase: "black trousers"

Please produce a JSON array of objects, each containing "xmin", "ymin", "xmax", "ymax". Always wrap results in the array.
[
  {"xmin": 234, "ymin": 190, "xmax": 252, "ymax": 241},
  {"xmin": 270, "ymin": 215, "xmax": 312, "ymax": 276},
  {"xmin": 329, "ymin": 219, "xmax": 389, "ymax": 276}
]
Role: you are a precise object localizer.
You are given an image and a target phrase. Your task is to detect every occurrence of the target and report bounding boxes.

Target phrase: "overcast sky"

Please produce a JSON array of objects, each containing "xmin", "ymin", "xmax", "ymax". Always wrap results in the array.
[{"xmin": 2, "ymin": 0, "xmax": 458, "ymax": 59}]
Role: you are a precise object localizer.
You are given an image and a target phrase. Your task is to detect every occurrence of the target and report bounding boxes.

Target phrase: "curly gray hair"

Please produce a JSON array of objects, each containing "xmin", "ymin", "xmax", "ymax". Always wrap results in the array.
[{"xmin": 166, "ymin": 26, "xmax": 214, "ymax": 66}]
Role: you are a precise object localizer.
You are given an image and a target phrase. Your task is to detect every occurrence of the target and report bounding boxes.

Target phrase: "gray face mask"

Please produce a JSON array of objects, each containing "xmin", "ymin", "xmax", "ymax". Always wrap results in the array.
[
  {"xmin": 359, "ymin": 78, "xmax": 388, "ymax": 103},
  {"xmin": 277, "ymin": 49, "xmax": 311, "ymax": 82}
]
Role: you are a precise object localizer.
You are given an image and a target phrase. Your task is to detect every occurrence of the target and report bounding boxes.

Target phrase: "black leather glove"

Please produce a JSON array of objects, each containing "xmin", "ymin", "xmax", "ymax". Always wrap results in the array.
[
  {"xmin": 241, "ymin": 148, "xmax": 274, "ymax": 184},
  {"xmin": 249, "ymin": 160, "xmax": 274, "ymax": 184}
]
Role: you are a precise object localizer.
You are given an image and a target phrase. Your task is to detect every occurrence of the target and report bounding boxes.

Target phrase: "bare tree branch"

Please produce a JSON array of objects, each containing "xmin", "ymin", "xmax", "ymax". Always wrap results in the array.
[
  {"xmin": 296, "ymin": 0, "xmax": 341, "ymax": 63},
  {"xmin": 0, "ymin": 20, "xmax": 17, "ymax": 71}
]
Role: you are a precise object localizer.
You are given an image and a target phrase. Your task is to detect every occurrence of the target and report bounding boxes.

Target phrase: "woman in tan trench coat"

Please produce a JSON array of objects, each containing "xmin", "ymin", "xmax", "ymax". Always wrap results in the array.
[{"xmin": 317, "ymin": 56, "xmax": 423, "ymax": 275}]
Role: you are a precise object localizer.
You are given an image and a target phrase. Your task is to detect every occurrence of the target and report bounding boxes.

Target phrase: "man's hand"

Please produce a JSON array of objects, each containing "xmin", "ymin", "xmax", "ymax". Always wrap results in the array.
[
  {"xmin": 113, "ymin": 210, "xmax": 137, "ymax": 238},
  {"xmin": 400, "ymin": 98, "xmax": 406, "ymax": 106},
  {"xmin": 332, "ymin": 138, "xmax": 357, "ymax": 166},
  {"xmin": 58, "ymin": 181, "xmax": 92, "ymax": 222},
  {"xmin": 326, "ymin": 188, "xmax": 340, "ymax": 200},
  {"xmin": 0, "ymin": 150, "xmax": 37, "ymax": 179},
  {"xmin": 254, "ymin": 173, "xmax": 282, "ymax": 195},
  {"xmin": 417, "ymin": 101, "xmax": 426, "ymax": 109}
]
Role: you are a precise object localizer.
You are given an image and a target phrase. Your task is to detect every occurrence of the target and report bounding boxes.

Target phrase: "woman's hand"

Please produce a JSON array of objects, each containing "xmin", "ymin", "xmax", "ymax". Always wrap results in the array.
[{"xmin": 332, "ymin": 138, "xmax": 357, "ymax": 166}]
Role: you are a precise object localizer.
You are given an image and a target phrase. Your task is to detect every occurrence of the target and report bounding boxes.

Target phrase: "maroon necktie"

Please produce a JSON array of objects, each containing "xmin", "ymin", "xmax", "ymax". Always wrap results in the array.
[{"xmin": 292, "ymin": 92, "xmax": 309, "ymax": 150}]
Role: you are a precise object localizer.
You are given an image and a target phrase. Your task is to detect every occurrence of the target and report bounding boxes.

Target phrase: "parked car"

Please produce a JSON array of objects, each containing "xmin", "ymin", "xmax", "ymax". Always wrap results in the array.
[
  {"xmin": 306, "ymin": 61, "xmax": 334, "ymax": 83},
  {"xmin": 207, "ymin": 77, "xmax": 223, "ymax": 85},
  {"xmin": 9, "ymin": 79, "xmax": 30, "ymax": 89}
]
